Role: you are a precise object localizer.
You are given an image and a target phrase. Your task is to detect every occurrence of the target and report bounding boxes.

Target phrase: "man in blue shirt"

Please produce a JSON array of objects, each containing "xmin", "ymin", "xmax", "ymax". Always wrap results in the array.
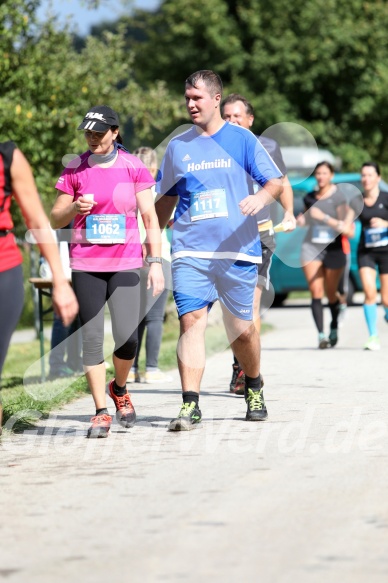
[{"xmin": 155, "ymin": 70, "xmax": 283, "ymax": 430}]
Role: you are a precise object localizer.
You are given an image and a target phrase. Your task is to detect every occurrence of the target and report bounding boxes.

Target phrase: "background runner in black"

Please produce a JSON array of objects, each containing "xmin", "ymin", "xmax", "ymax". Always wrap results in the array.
[
  {"xmin": 296, "ymin": 162, "xmax": 347, "ymax": 349},
  {"xmin": 343, "ymin": 162, "xmax": 388, "ymax": 350},
  {"xmin": 221, "ymin": 93, "xmax": 295, "ymax": 393}
]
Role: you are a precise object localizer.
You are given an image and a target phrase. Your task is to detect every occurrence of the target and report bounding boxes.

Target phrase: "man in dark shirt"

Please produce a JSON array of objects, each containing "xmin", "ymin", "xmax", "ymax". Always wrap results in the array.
[{"xmin": 221, "ymin": 94, "xmax": 296, "ymax": 393}]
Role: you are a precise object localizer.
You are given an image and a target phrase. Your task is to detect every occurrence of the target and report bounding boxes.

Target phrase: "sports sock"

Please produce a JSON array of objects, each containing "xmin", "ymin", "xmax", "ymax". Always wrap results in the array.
[
  {"xmin": 244, "ymin": 374, "xmax": 262, "ymax": 390},
  {"xmin": 113, "ymin": 380, "xmax": 127, "ymax": 396},
  {"xmin": 328, "ymin": 300, "xmax": 340, "ymax": 329},
  {"xmin": 182, "ymin": 391, "xmax": 199, "ymax": 406},
  {"xmin": 311, "ymin": 298, "xmax": 324, "ymax": 333},
  {"xmin": 311, "ymin": 299, "xmax": 323, "ymax": 333},
  {"xmin": 96, "ymin": 407, "xmax": 109, "ymax": 416},
  {"xmin": 363, "ymin": 303, "xmax": 378, "ymax": 336}
]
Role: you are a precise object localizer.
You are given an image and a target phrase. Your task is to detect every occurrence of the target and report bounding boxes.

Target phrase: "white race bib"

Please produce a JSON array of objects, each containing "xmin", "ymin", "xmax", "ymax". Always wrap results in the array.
[
  {"xmin": 190, "ymin": 189, "xmax": 228, "ymax": 222},
  {"xmin": 86, "ymin": 214, "xmax": 126, "ymax": 244},
  {"xmin": 311, "ymin": 225, "xmax": 336, "ymax": 244},
  {"xmin": 364, "ymin": 227, "xmax": 388, "ymax": 248}
]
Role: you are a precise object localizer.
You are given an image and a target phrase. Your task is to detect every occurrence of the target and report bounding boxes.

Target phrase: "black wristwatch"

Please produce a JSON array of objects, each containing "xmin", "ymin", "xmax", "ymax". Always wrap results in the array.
[{"xmin": 146, "ymin": 256, "xmax": 163, "ymax": 265}]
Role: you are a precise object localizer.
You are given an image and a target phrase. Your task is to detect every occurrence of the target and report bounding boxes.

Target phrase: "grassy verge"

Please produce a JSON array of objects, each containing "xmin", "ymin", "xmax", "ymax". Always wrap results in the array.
[
  {"xmin": 1, "ymin": 306, "xmax": 271, "ymax": 433},
  {"xmin": 287, "ymin": 291, "xmax": 310, "ymax": 299},
  {"xmin": 1, "ymin": 339, "xmax": 90, "ymax": 432}
]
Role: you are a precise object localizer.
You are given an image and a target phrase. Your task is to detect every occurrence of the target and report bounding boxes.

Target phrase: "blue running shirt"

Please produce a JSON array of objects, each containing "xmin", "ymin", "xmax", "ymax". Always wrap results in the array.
[{"xmin": 156, "ymin": 122, "xmax": 283, "ymax": 263}]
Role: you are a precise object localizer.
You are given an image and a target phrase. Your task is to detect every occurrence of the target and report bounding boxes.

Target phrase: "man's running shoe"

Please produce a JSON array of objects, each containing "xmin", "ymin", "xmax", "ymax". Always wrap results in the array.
[
  {"xmin": 233, "ymin": 370, "xmax": 246, "ymax": 395},
  {"xmin": 87, "ymin": 414, "xmax": 112, "ymax": 438},
  {"xmin": 329, "ymin": 327, "xmax": 338, "ymax": 347},
  {"xmin": 364, "ymin": 335, "xmax": 380, "ymax": 351},
  {"xmin": 318, "ymin": 333, "xmax": 329, "ymax": 349},
  {"xmin": 108, "ymin": 379, "xmax": 136, "ymax": 428},
  {"xmin": 168, "ymin": 401, "xmax": 202, "ymax": 431},
  {"xmin": 245, "ymin": 388, "xmax": 268, "ymax": 421},
  {"xmin": 229, "ymin": 364, "xmax": 241, "ymax": 392}
]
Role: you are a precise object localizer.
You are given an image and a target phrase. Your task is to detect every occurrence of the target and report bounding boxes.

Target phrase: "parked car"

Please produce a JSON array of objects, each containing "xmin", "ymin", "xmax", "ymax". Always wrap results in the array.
[{"xmin": 270, "ymin": 173, "xmax": 387, "ymax": 305}]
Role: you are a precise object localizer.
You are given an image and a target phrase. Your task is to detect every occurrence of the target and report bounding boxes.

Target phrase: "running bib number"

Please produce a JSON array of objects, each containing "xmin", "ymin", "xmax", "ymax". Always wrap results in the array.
[
  {"xmin": 190, "ymin": 189, "xmax": 228, "ymax": 222},
  {"xmin": 311, "ymin": 225, "xmax": 336, "ymax": 244},
  {"xmin": 364, "ymin": 227, "xmax": 388, "ymax": 248},
  {"xmin": 86, "ymin": 214, "xmax": 126, "ymax": 244}
]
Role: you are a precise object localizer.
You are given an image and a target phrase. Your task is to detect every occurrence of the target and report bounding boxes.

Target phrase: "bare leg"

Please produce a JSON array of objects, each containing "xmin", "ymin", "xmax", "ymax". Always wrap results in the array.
[
  {"xmin": 177, "ymin": 307, "xmax": 208, "ymax": 394},
  {"xmin": 113, "ymin": 354, "xmax": 134, "ymax": 387},
  {"xmin": 84, "ymin": 362, "xmax": 106, "ymax": 410},
  {"xmin": 303, "ymin": 260, "xmax": 325, "ymax": 299},
  {"xmin": 360, "ymin": 266, "xmax": 379, "ymax": 304},
  {"xmin": 325, "ymin": 267, "xmax": 344, "ymax": 303},
  {"xmin": 222, "ymin": 305, "xmax": 260, "ymax": 378},
  {"xmin": 380, "ymin": 273, "xmax": 388, "ymax": 309},
  {"xmin": 253, "ymin": 285, "xmax": 263, "ymax": 334}
]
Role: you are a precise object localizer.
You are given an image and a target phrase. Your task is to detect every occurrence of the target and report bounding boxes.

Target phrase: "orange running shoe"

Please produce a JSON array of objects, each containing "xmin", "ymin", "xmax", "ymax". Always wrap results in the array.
[
  {"xmin": 108, "ymin": 379, "xmax": 136, "ymax": 428},
  {"xmin": 87, "ymin": 414, "xmax": 112, "ymax": 438}
]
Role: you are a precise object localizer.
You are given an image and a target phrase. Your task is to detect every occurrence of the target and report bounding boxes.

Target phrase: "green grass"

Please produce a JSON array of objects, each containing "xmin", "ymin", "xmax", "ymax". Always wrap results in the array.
[
  {"xmin": 1, "ymin": 339, "xmax": 90, "ymax": 432},
  {"xmin": 1, "ymin": 306, "xmax": 271, "ymax": 434},
  {"xmin": 287, "ymin": 291, "xmax": 310, "ymax": 299}
]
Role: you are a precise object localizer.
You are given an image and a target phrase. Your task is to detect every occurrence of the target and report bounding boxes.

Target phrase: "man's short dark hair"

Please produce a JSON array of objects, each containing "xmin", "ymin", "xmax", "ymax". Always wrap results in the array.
[
  {"xmin": 185, "ymin": 70, "xmax": 223, "ymax": 97},
  {"xmin": 221, "ymin": 94, "xmax": 254, "ymax": 117}
]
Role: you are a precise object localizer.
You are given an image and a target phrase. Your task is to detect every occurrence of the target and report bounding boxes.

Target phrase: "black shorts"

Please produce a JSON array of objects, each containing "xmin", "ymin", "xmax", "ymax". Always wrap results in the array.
[
  {"xmin": 301, "ymin": 242, "xmax": 347, "ymax": 270},
  {"xmin": 257, "ymin": 230, "xmax": 275, "ymax": 290},
  {"xmin": 358, "ymin": 248, "xmax": 388, "ymax": 274}
]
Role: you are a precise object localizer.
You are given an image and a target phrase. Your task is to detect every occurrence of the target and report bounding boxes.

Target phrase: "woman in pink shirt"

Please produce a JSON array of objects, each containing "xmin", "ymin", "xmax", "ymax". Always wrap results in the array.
[{"xmin": 51, "ymin": 105, "xmax": 164, "ymax": 438}]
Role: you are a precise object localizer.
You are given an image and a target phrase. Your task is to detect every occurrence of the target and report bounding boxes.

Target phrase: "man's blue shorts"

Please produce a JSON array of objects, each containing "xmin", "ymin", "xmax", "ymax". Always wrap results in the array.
[{"xmin": 172, "ymin": 257, "xmax": 258, "ymax": 321}]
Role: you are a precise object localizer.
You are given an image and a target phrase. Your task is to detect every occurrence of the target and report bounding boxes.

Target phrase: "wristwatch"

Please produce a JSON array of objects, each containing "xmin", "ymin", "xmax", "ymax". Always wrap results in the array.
[{"xmin": 146, "ymin": 256, "xmax": 163, "ymax": 264}]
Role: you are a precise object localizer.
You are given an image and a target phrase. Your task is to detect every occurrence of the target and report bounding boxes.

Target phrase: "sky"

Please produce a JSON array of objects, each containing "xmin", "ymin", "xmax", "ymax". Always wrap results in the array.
[{"xmin": 37, "ymin": 0, "xmax": 161, "ymax": 36}]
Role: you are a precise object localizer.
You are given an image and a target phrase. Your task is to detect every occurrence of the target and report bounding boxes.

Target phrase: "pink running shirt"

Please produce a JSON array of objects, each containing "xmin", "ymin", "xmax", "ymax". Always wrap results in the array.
[{"xmin": 55, "ymin": 149, "xmax": 155, "ymax": 272}]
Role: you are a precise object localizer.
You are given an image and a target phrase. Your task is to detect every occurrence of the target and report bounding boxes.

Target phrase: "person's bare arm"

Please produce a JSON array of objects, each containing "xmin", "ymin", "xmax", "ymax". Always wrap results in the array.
[
  {"xmin": 10, "ymin": 148, "xmax": 78, "ymax": 326},
  {"xmin": 155, "ymin": 194, "xmax": 178, "ymax": 230},
  {"xmin": 278, "ymin": 175, "xmax": 296, "ymax": 230},
  {"xmin": 309, "ymin": 202, "xmax": 348, "ymax": 232},
  {"xmin": 137, "ymin": 188, "xmax": 165, "ymax": 297},
  {"xmin": 50, "ymin": 190, "xmax": 95, "ymax": 229},
  {"xmin": 341, "ymin": 207, "xmax": 357, "ymax": 237}
]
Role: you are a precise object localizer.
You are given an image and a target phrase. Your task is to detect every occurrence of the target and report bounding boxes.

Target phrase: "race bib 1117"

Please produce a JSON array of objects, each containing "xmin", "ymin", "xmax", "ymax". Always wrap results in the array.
[{"xmin": 190, "ymin": 189, "xmax": 228, "ymax": 222}]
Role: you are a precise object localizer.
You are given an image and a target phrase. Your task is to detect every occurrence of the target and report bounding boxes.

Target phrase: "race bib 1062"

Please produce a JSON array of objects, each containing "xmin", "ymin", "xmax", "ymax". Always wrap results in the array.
[{"xmin": 86, "ymin": 214, "xmax": 126, "ymax": 244}]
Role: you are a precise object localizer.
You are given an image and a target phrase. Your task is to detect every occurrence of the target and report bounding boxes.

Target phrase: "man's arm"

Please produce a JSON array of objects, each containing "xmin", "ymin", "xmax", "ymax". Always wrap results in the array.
[
  {"xmin": 278, "ymin": 175, "xmax": 296, "ymax": 230},
  {"xmin": 257, "ymin": 136, "xmax": 296, "ymax": 230},
  {"xmin": 155, "ymin": 194, "xmax": 178, "ymax": 230}
]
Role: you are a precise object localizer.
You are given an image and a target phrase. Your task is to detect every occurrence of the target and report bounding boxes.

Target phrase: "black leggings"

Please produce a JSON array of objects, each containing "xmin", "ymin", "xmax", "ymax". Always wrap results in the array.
[
  {"xmin": 72, "ymin": 270, "xmax": 140, "ymax": 366},
  {"xmin": 0, "ymin": 265, "xmax": 24, "ymax": 379}
]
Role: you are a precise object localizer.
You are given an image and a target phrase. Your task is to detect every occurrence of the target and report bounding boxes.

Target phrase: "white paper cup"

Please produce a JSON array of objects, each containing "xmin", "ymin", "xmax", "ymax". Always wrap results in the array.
[{"xmin": 83, "ymin": 193, "xmax": 94, "ymax": 202}]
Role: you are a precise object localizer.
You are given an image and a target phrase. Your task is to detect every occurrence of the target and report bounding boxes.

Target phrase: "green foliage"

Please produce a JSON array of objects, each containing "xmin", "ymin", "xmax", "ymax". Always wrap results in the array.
[
  {"xmin": 3, "ymin": 0, "xmax": 388, "ymax": 262},
  {"xmin": 122, "ymin": 0, "xmax": 388, "ymax": 172},
  {"xmin": 0, "ymin": 0, "xmax": 180, "ymax": 234}
]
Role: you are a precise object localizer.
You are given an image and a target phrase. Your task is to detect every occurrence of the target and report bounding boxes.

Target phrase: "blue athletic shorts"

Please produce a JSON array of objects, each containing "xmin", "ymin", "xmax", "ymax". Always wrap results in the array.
[{"xmin": 172, "ymin": 257, "xmax": 258, "ymax": 320}]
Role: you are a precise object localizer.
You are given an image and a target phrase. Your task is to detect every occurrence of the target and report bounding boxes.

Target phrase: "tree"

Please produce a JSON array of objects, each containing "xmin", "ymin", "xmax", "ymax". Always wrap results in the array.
[
  {"xmin": 122, "ymin": 0, "xmax": 388, "ymax": 171},
  {"xmin": 0, "ymin": 0, "xmax": 181, "ymax": 234}
]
